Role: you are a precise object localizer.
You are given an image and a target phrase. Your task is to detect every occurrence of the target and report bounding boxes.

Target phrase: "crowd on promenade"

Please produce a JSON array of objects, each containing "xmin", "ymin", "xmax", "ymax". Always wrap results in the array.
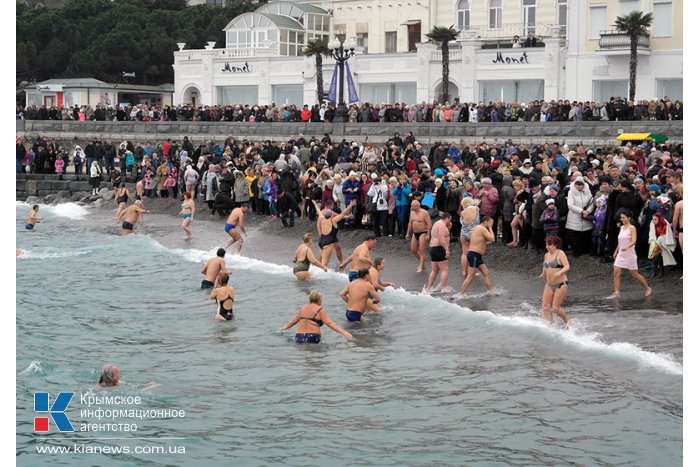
[
  {"xmin": 17, "ymin": 130, "xmax": 683, "ymax": 281},
  {"xmin": 17, "ymin": 95, "xmax": 682, "ymax": 123}
]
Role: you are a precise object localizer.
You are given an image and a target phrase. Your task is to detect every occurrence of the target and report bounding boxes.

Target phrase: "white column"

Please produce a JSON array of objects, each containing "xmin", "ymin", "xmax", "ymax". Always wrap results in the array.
[
  {"xmin": 543, "ymin": 37, "xmax": 563, "ymax": 101},
  {"xmin": 415, "ymin": 42, "xmax": 433, "ymax": 102},
  {"xmin": 457, "ymin": 37, "xmax": 481, "ymax": 103}
]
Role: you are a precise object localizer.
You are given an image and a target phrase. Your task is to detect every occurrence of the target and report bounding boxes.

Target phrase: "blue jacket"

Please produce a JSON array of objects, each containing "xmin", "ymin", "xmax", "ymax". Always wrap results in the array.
[
  {"xmin": 392, "ymin": 184, "xmax": 412, "ymax": 206},
  {"xmin": 342, "ymin": 179, "xmax": 361, "ymax": 203},
  {"xmin": 551, "ymin": 154, "xmax": 568, "ymax": 173}
]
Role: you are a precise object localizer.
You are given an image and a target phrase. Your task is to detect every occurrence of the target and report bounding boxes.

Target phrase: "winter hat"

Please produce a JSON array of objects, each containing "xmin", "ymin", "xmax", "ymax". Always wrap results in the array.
[
  {"xmin": 545, "ymin": 198, "xmax": 556, "ymax": 205},
  {"xmin": 649, "ymin": 184, "xmax": 660, "ymax": 193}
]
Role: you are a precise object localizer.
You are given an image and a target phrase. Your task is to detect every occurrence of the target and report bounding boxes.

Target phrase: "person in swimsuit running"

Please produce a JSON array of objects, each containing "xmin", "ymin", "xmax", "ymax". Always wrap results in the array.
[
  {"xmin": 224, "ymin": 204, "xmax": 249, "ymax": 252},
  {"xmin": 456, "ymin": 216, "xmax": 495, "ymax": 297},
  {"xmin": 340, "ymin": 268, "xmax": 381, "ymax": 322},
  {"xmin": 117, "ymin": 200, "xmax": 149, "ymax": 235},
  {"xmin": 406, "ymin": 200, "xmax": 432, "ymax": 273},
  {"xmin": 312, "ymin": 199, "xmax": 356, "ymax": 267},
  {"xmin": 201, "ymin": 248, "xmax": 228, "ymax": 289},
  {"xmin": 459, "ymin": 197, "xmax": 480, "ymax": 276},
  {"xmin": 25, "ymin": 205, "xmax": 42, "ymax": 231},
  {"xmin": 538, "ymin": 236, "xmax": 570, "ymax": 327},
  {"xmin": 114, "ymin": 183, "xmax": 131, "ymax": 224},
  {"xmin": 180, "ymin": 191, "xmax": 196, "ymax": 238},
  {"xmin": 278, "ymin": 290, "xmax": 353, "ymax": 344},
  {"xmin": 211, "ymin": 272, "xmax": 235, "ymax": 321},
  {"xmin": 293, "ymin": 232, "xmax": 328, "ymax": 281}
]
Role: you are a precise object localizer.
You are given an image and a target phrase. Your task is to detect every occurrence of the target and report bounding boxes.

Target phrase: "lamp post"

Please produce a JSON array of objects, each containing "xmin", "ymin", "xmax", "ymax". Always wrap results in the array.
[{"xmin": 329, "ymin": 36, "xmax": 356, "ymax": 122}]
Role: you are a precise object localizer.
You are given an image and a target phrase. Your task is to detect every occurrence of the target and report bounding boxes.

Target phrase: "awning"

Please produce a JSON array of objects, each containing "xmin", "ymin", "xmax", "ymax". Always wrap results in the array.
[
  {"xmin": 616, "ymin": 133, "xmax": 668, "ymax": 142},
  {"xmin": 400, "ymin": 20, "xmax": 421, "ymax": 26}
]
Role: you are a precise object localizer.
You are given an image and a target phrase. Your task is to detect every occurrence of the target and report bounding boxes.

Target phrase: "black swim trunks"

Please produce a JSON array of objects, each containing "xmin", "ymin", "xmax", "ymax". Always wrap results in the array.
[
  {"xmin": 413, "ymin": 231, "xmax": 427, "ymax": 240},
  {"xmin": 201, "ymin": 280, "xmax": 214, "ymax": 290},
  {"xmin": 122, "ymin": 221, "xmax": 134, "ymax": 230},
  {"xmin": 429, "ymin": 245, "xmax": 447, "ymax": 262}
]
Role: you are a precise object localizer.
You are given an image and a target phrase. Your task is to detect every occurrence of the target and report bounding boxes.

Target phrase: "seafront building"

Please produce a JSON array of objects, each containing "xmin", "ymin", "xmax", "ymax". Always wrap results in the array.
[{"xmin": 173, "ymin": 0, "xmax": 682, "ymax": 106}]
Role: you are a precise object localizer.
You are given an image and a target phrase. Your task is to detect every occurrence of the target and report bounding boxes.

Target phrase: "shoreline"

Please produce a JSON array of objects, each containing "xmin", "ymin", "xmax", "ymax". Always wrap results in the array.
[{"xmin": 76, "ymin": 194, "xmax": 683, "ymax": 312}]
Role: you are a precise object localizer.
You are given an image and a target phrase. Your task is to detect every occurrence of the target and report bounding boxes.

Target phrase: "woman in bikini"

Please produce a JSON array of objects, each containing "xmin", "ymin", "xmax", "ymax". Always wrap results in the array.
[
  {"xmin": 210, "ymin": 272, "xmax": 235, "ymax": 321},
  {"xmin": 539, "ymin": 236, "xmax": 570, "ymax": 328},
  {"xmin": 293, "ymin": 233, "xmax": 328, "ymax": 281},
  {"xmin": 312, "ymin": 199, "xmax": 357, "ymax": 267},
  {"xmin": 278, "ymin": 290, "xmax": 353, "ymax": 344},
  {"xmin": 180, "ymin": 191, "xmax": 195, "ymax": 238}
]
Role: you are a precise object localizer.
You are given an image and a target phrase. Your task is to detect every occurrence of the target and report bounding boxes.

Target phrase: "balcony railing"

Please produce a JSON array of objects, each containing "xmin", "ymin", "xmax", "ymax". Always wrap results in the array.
[
  {"xmin": 458, "ymin": 23, "xmax": 562, "ymax": 40},
  {"xmin": 430, "ymin": 49, "xmax": 463, "ymax": 61},
  {"xmin": 598, "ymin": 30, "xmax": 650, "ymax": 50}
]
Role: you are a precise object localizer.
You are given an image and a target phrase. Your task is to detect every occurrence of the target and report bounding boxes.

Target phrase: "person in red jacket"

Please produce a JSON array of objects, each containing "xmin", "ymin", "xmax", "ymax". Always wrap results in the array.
[{"xmin": 301, "ymin": 105, "xmax": 312, "ymax": 122}]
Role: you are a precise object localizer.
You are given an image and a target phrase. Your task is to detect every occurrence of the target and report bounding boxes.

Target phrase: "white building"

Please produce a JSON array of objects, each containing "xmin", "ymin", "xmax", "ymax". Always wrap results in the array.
[{"xmin": 173, "ymin": 0, "xmax": 681, "ymax": 106}]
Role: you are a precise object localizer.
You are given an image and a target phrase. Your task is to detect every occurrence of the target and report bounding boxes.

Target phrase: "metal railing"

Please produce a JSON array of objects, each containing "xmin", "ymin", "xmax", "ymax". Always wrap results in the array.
[
  {"xmin": 598, "ymin": 30, "xmax": 650, "ymax": 50},
  {"xmin": 430, "ymin": 49, "xmax": 463, "ymax": 61},
  {"xmin": 458, "ymin": 23, "xmax": 561, "ymax": 40}
]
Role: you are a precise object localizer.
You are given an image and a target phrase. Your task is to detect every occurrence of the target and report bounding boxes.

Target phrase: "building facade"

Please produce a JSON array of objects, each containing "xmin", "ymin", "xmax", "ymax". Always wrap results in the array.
[
  {"xmin": 173, "ymin": 0, "xmax": 681, "ymax": 107},
  {"xmin": 24, "ymin": 79, "xmax": 174, "ymax": 108},
  {"xmin": 565, "ymin": 0, "xmax": 683, "ymax": 102}
]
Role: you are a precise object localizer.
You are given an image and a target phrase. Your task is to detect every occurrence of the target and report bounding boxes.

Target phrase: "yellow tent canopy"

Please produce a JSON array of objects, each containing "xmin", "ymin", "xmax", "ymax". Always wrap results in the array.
[{"xmin": 616, "ymin": 133, "xmax": 669, "ymax": 142}]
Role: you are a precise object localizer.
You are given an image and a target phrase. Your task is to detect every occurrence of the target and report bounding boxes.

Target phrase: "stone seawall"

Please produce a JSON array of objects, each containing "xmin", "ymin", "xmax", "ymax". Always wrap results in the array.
[
  {"xmin": 16, "ymin": 173, "xmax": 131, "ymax": 203},
  {"xmin": 16, "ymin": 120, "xmax": 682, "ymax": 147}
]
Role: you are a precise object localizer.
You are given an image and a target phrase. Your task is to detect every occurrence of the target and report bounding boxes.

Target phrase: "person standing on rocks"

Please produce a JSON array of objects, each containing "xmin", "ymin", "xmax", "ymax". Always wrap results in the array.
[{"xmin": 89, "ymin": 160, "xmax": 101, "ymax": 195}]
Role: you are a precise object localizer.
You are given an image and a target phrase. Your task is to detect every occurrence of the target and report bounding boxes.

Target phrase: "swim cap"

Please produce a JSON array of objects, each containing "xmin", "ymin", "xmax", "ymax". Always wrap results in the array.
[{"xmin": 322, "ymin": 209, "xmax": 333, "ymax": 218}]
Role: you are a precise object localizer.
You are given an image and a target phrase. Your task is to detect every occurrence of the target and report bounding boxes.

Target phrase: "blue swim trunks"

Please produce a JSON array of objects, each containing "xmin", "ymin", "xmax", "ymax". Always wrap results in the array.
[
  {"xmin": 224, "ymin": 223, "xmax": 236, "ymax": 233},
  {"xmin": 25, "ymin": 224, "xmax": 34, "ymax": 230},
  {"xmin": 295, "ymin": 333, "xmax": 321, "ymax": 344},
  {"xmin": 346, "ymin": 310, "xmax": 363, "ymax": 322},
  {"xmin": 183, "ymin": 214, "xmax": 192, "ymax": 219},
  {"xmin": 348, "ymin": 271, "xmax": 359, "ymax": 282},
  {"xmin": 467, "ymin": 251, "xmax": 485, "ymax": 268}
]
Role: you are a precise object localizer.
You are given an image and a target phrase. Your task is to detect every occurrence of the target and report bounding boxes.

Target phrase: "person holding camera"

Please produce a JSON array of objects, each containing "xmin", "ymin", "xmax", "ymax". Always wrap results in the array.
[{"xmin": 367, "ymin": 175, "xmax": 390, "ymax": 237}]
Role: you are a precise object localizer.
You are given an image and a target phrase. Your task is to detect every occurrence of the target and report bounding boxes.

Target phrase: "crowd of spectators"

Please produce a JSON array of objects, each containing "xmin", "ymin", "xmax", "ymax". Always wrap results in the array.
[
  {"xmin": 16, "ymin": 131, "xmax": 683, "ymax": 275},
  {"xmin": 17, "ymin": 96, "xmax": 682, "ymax": 123}
]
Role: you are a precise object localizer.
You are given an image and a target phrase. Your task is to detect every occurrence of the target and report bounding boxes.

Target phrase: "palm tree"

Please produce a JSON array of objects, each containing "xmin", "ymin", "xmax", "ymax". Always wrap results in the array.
[
  {"xmin": 303, "ymin": 38, "xmax": 332, "ymax": 105},
  {"xmin": 426, "ymin": 25, "xmax": 459, "ymax": 104},
  {"xmin": 614, "ymin": 10, "xmax": 653, "ymax": 102}
]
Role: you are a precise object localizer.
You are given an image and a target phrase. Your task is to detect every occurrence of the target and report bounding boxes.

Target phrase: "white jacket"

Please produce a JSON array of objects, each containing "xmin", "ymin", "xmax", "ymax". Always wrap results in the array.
[
  {"xmin": 565, "ymin": 183, "xmax": 594, "ymax": 231},
  {"xmin": 649, "ymin": 221, "xmax": 677, "ymax": 266},
  {"xmin": 367, "ymin": 182, "xmax": 389, "ymax": 211}
]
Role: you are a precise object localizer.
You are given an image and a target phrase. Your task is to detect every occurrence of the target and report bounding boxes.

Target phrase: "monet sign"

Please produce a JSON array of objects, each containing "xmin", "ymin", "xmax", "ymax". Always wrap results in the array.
[
  {"xmin": 221, "ymin": 62, "xmax": 251, "ymax": 73},
  {"xmin": 492, "ymin": 52, "xmax": 530, "ymax": 64}
]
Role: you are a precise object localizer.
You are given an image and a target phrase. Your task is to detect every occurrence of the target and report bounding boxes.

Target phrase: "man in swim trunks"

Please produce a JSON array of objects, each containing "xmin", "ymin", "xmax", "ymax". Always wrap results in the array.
[
  {"xmin": 456, "ymin": 216, "xmax": 495, "ymax": 297},
  {"xmin": 224, "ymin": 204, "xmax": 249, "ymax": 252},
  {"xmin": 339, "ymin": 235, "xmax": 377, "ymax": 282},
  {"xmin": 406, "ymin": 200, "xmax": 432, "ymax": 272},
  {"xmin": 340, "ymin": 268, "xmax": 381, "ymax": 322},
  {"xmin": 26, "ymin": 205, "xmax": 42, "ymax": 230},
  {"xmin": 426, "ymin": 212, "xmax": 452, "ymax": 292},
  {"xmin": 201, "ymin": 248, "xmax": 229, "ymax": 289},
  {"xmin": 117, "ymin": 200, "xmax": 150, "ymax": 235}
]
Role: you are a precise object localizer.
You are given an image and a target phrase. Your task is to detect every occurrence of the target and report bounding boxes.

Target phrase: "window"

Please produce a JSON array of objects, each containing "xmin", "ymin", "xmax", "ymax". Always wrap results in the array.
[
  {"xmin": 618, "ymin": 0, "xmax": 639, "ymax": 17},
  {"xmin": 457, "ymin": 0, "xmax": 470, "ymax": 31},
  {"xmin": 489, "ymin": 0, "xmax": 502, "ymax": 29},
  {"xmin": 357, "ymin": 33, "xmax": 368, "ymax": 48},
  {"xmin": 593, "ymin": 80, "xmax": 628, "ymax": 103},
  {"xmin": 558, "ymin": 0, "xmax": 567, "ymax": 36},
  {"xmin": 385, "ymin": 31, "xmax": 397, "ymax": 53},
  {"xmin": 656, "ymin": 79, "xmax": 682, "ymax": 101},
  {"xmin": 523, "ymin": 0, "xmax": 536, "ymax": 36},
  {"xmin": 589, "ymin": 5, "xmax": 607, "ymax": 39},
  {"xmin": 479, "ymin": 80, "xmax": 544, "ymax": 103},
  {"xmin": 653, "ymin": 0, "xmax": 672, "ymax": 37}
]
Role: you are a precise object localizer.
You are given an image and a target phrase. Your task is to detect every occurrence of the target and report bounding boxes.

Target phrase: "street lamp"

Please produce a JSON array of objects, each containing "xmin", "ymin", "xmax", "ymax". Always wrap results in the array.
[{"xmin": 329, "ymin": 36, "xmax": 355, "ymax": 122}]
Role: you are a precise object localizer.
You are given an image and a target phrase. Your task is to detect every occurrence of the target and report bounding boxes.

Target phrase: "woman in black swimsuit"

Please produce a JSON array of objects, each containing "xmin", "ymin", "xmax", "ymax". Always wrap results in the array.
[
  {"xmin": 210, "ymin": 272, "xmax": 235, "ymax": 321},
  {"xmin": 538, "ymin": 236, "xmax": 570, "ymax": 328},
  {"xmin": 278, "ymin": 291, "xmax": 353, "ymax": 344},
  {"xmin": 114, "ymin": 183, "xmax": 131, "ymax": 224},
  {"xmin": 312, "ymin": 199, "xmax": 357, "ymax": 267}
]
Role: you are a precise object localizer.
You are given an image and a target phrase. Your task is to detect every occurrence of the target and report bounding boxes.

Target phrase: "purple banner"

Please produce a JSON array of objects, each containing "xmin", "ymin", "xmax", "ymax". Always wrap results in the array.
[
  {"xmin": 327, "ymin": 63, "xmax": 339, "ymax": 104},
  {"xmin": 346, "ymin": 62, "xmax": 359, "ymax": 105}
]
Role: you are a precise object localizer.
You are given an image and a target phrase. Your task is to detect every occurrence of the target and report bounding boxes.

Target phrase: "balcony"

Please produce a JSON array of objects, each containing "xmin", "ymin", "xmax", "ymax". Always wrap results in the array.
[
  {"xmin": 430, "ymin": 49, "xmax": 463, "ymax": 62},
  {"xmin": 458, "ymin": 23, "xmax": 562, "ymax": 48},
  {"xmin": 597, "ymin": 30, "xmax": 650, "ymax": 56}
]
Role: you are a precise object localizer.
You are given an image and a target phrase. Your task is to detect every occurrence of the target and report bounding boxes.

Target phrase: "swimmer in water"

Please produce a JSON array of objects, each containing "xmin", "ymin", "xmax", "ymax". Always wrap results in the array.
[
  {"xmin": 211, "ymin": 271, "xmax": 235, "ymax": 321},
  {"xmin": 26, "ymin": 205, "xmax": 42, "ymax": 230},
  {"xmin": 201, "ymin": 248, "xmax": 229, "ymax": 289},
  {"xmin": 339, "ymin": 235, "xmax": 377, "ymax": 282},
  {"xmin": 293, "ymin": 232, "xmax": 328, "ymax": 281},
  {"xmin": 16, "ymin": 248, "xmax": 25, "ymax": 257},
  {"xmin": 97, "ymin": 364, "xmax": 158, "ymax": 389},
  {"xmin": 278, "ymin": 290, "xmax": 353, "ymax": 344},
  {"xmin": 340, "ymin": 268, "xmax": 381, "ymax": 322},
  {"xmin": 180, "ymin": 191, "xmax": 195, "ymax": 238},
  {"xmin": 366, "ymin": 257, "xmax": 395, "ymax": 313},
  {"xmin": 114, "ymin": 183, "xmax": 131, "ymax": 224},
  {"xmin": 224, "ymin": 204, "xmax": 249, "ymax": 252},
  {"xmin": 312, "ymin": 199, "xmax": 356, "ymax": 267},
  {"xmin": 117, "ymin": 200, "xmax": 150, "ymax": 235}
]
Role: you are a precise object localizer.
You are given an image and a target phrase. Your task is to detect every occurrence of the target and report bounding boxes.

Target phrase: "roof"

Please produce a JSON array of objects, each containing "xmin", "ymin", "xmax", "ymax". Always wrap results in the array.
[
  {"xmin": 259, "ymin": 12, "xmax": 305, "ymax": 30},
  {"xmin": 112, "ymin": 83, "xmax": 173, "ymax": 94},
  {"xmin": 256, "ymin": 2, "xmax": 328, "ymax": 15},
  {"xmin": 616, "ymin": 133, "xmax": 668, "ymax": 142},
  {"xmin": 224, "ymin": 11, "xmax": 304, "ymax": 32},
  {"xmin": 30, "ymin": 78, "xmax": 113, "ymax": 89}
]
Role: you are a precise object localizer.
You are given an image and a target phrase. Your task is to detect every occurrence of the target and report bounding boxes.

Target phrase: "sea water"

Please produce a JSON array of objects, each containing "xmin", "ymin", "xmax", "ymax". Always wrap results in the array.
[{"xmin": 16, "ymin": 202, "xmax": 682, "ymax": 466}]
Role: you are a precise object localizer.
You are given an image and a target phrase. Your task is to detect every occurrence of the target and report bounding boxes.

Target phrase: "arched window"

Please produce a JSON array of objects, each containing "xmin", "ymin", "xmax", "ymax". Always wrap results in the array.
[
  {"xmin": 457, "ymin": 0, "xmax": 470, "ymax": 31},
  {"xmin": 489, "ymin": 0, "xmax": 502, "ymax": 29}
]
